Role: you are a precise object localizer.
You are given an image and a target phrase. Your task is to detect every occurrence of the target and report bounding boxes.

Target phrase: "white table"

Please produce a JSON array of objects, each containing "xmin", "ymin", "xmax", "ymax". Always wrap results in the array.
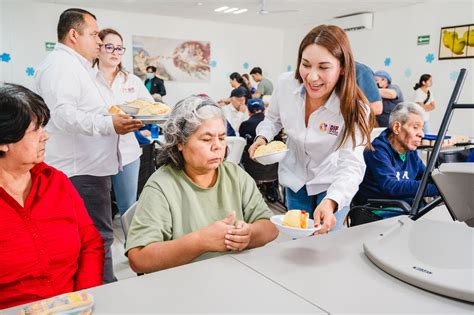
[
  {"xmin": 5, "ymin": 207, "xmax": 472, "ymax": 314},
  {"xmin": 230, "ymin": 206, "xmax": 473, "ymax": 313},
  {"xmin": 4, "ymin": 255, "xmax": 324, "ymax": 314}
]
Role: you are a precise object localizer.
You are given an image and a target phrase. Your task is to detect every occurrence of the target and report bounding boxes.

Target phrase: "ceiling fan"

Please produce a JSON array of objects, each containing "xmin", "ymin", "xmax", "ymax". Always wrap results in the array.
[{"xmin": 258, "ymin": 0, "xmax": 300, "ymax": 15}]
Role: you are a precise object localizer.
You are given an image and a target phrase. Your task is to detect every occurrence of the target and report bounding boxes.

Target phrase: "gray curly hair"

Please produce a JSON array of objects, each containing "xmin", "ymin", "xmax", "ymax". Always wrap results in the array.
[{"xmin": 156, "ymin": 95, "xmax": 227, "ymax": 169}]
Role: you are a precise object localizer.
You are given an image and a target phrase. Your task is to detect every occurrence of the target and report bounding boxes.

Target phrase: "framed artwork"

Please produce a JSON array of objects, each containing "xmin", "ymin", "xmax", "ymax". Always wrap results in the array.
[
  {"xmin": 438, "ymin": 24, "xmax": 474, "ymax": 60},
  {"xmin": 133, "ymin": 35, "xmax": 211, "ymax": 82}
]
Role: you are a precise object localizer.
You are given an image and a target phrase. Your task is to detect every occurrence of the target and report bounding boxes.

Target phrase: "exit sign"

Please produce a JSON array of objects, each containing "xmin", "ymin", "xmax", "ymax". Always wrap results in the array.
[
  {"xmin": 417, "ymin": 35, "xmax": 430, "ymax": 45},
  {"xmin": 45, "ymin": 42, "xmax": 56, "ymax": 51}
]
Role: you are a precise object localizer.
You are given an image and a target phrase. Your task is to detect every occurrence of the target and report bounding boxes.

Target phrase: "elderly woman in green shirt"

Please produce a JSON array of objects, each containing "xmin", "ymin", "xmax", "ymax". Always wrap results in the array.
[{"xmin": 126, "ymin": 95, "xmax": 278, "ymax": 273}]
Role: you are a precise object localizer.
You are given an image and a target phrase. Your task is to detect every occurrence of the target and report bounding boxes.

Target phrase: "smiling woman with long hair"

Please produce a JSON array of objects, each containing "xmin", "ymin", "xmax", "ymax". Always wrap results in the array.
[
  {"xmin": 0, "ymin": 84, "xmax": 104, "ymax": 309},
  {"xmin": 249, "ymin": 25, "xmax": 374, "ymax": 233}
]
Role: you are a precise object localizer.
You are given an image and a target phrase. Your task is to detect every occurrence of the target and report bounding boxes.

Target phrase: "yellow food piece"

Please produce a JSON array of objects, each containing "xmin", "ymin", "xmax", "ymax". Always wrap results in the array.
[
  {"xmin": 282, "ymin": 210, "xmax": 309, "ymax": 229},
  {"xmin": 108, "ymin": 105, "xmax": 125, "ymax": 115},
  {"xmin": 254, "ymin": 140, "xmax": 287, "ymax": 157}
]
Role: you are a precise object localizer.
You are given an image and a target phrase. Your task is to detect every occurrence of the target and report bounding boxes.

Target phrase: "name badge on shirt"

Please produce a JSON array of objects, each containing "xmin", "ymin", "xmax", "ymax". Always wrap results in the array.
[{"xmin": 320, "ymin": 122, "xmax": 340, "ymax": 136}]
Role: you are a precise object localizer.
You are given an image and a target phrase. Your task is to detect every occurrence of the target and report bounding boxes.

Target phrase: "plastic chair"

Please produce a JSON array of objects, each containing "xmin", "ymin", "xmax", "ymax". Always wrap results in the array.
[
  {"xmin": 226, "ymin": 136, "xmax": 246, "ymax": 164},
  {"xmin": 371, "ymin": 127, "xmax": 386, "ymax": 140},
  {"xmin": 120, "ymin": 202, "xmax": 138, "ymax": 241},
  {"xmin": 119, "ymin": 202, "xmax": 144, "ymax": 276}
]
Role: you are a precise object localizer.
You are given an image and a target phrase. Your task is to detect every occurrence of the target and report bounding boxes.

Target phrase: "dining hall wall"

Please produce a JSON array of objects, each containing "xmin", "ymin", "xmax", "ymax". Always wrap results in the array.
[
  {"xmin": 282, "ymin": 1, "xmax": 474, "ymax": 137},
  {"xmin": 0, "ymin": 1, "xmax": 284, "ymax": 107}
]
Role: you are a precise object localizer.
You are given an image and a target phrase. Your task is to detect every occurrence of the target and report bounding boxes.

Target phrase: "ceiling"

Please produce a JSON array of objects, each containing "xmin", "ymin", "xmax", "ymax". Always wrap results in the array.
[{"xmin": 10, "ymin": 0, "xmax": 442, "ymax": 28}]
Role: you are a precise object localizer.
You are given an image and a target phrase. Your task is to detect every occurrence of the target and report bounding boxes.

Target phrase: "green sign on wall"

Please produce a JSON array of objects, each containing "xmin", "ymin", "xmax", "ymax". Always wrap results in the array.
[
  {"xmin": 417, "ymin": 35, "xmax": 430, "ymax": 45},
  {"xmin": 45, "ymin": 42, "xmax": 56, "ymax": 51}
]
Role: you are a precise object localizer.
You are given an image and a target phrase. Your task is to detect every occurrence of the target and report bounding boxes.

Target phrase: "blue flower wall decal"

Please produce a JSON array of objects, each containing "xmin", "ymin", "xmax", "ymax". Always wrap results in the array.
[
  {"xmin": 425, "ymin": 53, "xmax": 434, "ymax": 63},
  {"xmin": 1, "ymin": 53, "xmax": 11, "ymax": 62},
  {"xmin": 26, "ymin": 67, "xmax": 35, "ymax": 76},
  {"xmin": 243, "ymin": 62, "xmax": 249, "ymax": 69},
  {"xmin": 210, "ymin": 60, "xmax": 217, "ymax": 68},
  {"xmin": 404, "ymin": 69, "xmax": 412, "ymax": 78},
  {"xmin": 384, "ymin": 57, "xmax": 391, "ymax": 66}
]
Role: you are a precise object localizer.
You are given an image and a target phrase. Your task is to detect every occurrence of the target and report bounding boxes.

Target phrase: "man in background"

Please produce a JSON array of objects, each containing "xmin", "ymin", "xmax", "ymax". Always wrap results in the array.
[
  {"xmin": 249, "ymin": 67, "xmax": 274, "ymax": 98},
  {"xmin": 221, "ymin": 88, "xmax": 248, "ymax": 134},
  {"xmin": 144, "ymin": 65, "xmax": 166, "ymax": 101}
]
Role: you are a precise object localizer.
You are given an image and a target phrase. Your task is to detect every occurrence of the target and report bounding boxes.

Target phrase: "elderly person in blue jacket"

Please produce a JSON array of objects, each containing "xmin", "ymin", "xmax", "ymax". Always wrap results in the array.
[{"xmin": 352, "ymin": 102, "xmax": 438, "ymax": 218}]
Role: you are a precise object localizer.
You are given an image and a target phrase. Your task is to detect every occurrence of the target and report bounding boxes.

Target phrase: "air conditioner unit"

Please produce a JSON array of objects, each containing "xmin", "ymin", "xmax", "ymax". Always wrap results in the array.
[{"xmin": 331, "ymin": 12, "xmax": 373, "ymax": 31}]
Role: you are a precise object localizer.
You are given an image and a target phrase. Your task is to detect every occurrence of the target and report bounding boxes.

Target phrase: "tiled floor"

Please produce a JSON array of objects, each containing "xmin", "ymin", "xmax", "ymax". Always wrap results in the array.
[{"xmin": 111, "ymin": 200, "xmax": 289, "ymax": 280}]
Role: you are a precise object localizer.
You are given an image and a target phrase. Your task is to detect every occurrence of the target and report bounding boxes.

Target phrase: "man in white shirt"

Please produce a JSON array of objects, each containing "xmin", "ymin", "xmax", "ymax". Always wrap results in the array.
[
  {"xmin": 35, "ymin": 8, "xmax": 143, "ymax": 283},
  {"xmin": 221, "ymin": 88, "xmax": 249, "ymax": 135}
]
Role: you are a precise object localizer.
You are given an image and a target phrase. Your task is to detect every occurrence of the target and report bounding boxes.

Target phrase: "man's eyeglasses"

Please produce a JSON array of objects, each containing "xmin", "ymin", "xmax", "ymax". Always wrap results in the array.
[{"xmin": 102, "ymin": 43, "xmax": 126, "ymax": 55}]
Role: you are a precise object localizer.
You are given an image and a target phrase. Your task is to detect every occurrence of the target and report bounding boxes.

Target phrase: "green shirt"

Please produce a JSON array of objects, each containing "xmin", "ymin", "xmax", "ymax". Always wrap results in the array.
[
  {"xmin": 125, "ymin": 161, "xmax": 273, "ymax": 261},
  {"xmin": 257, "ymin": 77, "xmax": 274, "ymax": 96}
]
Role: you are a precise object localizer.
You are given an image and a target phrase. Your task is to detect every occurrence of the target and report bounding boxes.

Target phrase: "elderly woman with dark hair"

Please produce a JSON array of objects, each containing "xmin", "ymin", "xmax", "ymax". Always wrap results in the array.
[
  {"xmin": 126, "ymin": 95, "xmax": 278, "ymax": 274},
  {"xmin": 352, "ymin": 102, "xmax": 438, "ymax": 218},
  {"xmin": 0, "ymin": 84, "xmax": 104, "ymax": 310}
]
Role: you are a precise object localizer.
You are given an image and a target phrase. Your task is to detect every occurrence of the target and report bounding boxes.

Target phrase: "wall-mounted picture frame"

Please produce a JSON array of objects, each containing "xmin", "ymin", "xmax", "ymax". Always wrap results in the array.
[
  {"xmin": 133, "ymin": 35, "xmax": 211, "ymax": 82},
  {"xmin": 438, "ymin": 24, "xmax": 474, "ymax": 60}
]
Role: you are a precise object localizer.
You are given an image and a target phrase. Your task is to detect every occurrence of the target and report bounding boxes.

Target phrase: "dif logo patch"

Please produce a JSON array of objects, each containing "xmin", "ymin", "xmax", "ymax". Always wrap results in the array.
[{"xmin": 319, "ymin": 122, "xmax": 340, "ymax": 136}]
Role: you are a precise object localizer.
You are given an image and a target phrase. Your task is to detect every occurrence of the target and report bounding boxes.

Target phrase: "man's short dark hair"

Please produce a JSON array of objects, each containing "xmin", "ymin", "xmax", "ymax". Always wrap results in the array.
[
  {"xmin": 0, "ymin": 83, "xmax": 50, "ymax": 157},
  {"xmin": 146, "ymin": 66, "xmax": 157, "ymax": 73},
  {"xmin": 249, "ymin": 67, "xmax": 262, "ymax": 75},
  {"xmin": 57, "ymin": 8, "xmax": 96, "ymax": 42}
]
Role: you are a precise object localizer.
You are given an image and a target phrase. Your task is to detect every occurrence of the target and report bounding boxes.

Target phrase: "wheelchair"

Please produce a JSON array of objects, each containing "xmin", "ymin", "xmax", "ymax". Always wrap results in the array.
[{"xmin": 346, "ymin": 199, "xmax": 411, "ymax": 227}]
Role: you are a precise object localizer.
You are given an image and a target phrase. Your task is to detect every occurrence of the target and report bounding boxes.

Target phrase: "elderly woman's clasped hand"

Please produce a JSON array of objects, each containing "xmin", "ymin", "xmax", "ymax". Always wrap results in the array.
[
  {"xmin": 199, "ymin": 211, "xmax": 252, "ymax": 252},
  {"xmin": 225, "ymin": 217, "xmax": 252, "ymax": 251}
]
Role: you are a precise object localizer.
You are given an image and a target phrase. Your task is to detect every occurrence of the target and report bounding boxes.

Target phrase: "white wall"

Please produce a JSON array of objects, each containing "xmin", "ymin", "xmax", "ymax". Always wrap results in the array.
[
  {"xmin": 0, "ymin": 1, "xmax": 284, "ymax": 106},
  {"xmin": 282, "ymin": 2, "xmax": 474, "ymax": 136}
]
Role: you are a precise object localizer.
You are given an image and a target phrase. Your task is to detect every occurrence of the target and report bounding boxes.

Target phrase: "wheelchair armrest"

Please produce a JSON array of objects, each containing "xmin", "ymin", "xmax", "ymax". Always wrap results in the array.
[{"xmin": 366, "ymin": 199, "xmax": 412, "ymax": 213}]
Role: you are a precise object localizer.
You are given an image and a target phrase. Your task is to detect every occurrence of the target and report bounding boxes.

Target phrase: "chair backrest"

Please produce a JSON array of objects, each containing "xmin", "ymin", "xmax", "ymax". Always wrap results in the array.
[
  {"xmin": 371, "ymin": 127, "xmax": 386, "ymax": 141},
  {"xmin": 226, "ymin": 136, "xmax": 246, "ymax": 164},
  {"xmin": 120, "ymin": 202, "xmax": 138, "ymax": 240}
]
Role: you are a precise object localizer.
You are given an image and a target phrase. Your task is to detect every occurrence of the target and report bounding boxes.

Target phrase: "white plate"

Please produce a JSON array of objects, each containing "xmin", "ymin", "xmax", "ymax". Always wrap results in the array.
[
  {"xmin": 132, "ymin": 114, "xmax": 169, "ymax": 125},
  {"xmin": 270, "ymin": 214, "xmax": 321, "ymax": 238},
  {"xmin": 117, "ymin": 104, "xmax": 140, "ymax": 114},
  {"xmin": 254, "ymin": 149, "xmax": 288, "ymax": 165}
]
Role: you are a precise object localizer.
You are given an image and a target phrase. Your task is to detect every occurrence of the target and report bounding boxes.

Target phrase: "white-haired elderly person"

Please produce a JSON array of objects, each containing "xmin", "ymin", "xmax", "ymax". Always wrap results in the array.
[
  {"xmin": 351, "ymin": 102, "xmax": 438, "ymax": 218},
  {"xmin": 126, "ymin": 95, "xmax": 278, "ymax": 273}
]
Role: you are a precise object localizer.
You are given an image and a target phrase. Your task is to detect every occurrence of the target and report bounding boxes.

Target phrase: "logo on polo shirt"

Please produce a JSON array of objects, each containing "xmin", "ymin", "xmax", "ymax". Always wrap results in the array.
[
  {"xmin": 319, "ymin": 122, "xmax": 340, "ymax": 136},
  {"xmin": 320, "ymin": 122, "xmax": 328, "ymax": 132},
  {"xmin": 328, "ymin": 124, "xmax": 339, "ymax": 136}
]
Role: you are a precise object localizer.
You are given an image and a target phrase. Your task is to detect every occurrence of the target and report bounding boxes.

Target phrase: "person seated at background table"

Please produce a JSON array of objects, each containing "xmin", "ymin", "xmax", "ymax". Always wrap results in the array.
[
  {"xmin": 218, "ymin": 72, "xmax": 252, "ymax": 105},
  {"xmin": 242, "ymin": 73, "xmax": 257, "ymax": 95},
  {"xmin": 221, "ymin": 87, "xmax": 249, "ymax": 134},
  {"xmin": 0, "ymin": 84, "xmax": 104, "ymax": 310},
  {"xmin": 351, "ymin": 102, "xmax": 438, "ymax": 218},
  {"xmin": 374, "ymin": 70, "xmax": 404, "ymax": 127},
  {"xmin": 125, "ymin": 95, "xmax": 278, "ymax": 274},
  {"xmin": 239, "ymin": 98, "xmax": 279, "ymax": 201}
]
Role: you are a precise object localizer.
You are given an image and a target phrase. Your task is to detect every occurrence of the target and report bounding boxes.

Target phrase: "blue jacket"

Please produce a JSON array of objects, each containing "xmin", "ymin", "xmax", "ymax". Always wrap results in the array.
[{"xmin": 353, "ymin": 129, "xmax": 438, "ymax": 206}]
